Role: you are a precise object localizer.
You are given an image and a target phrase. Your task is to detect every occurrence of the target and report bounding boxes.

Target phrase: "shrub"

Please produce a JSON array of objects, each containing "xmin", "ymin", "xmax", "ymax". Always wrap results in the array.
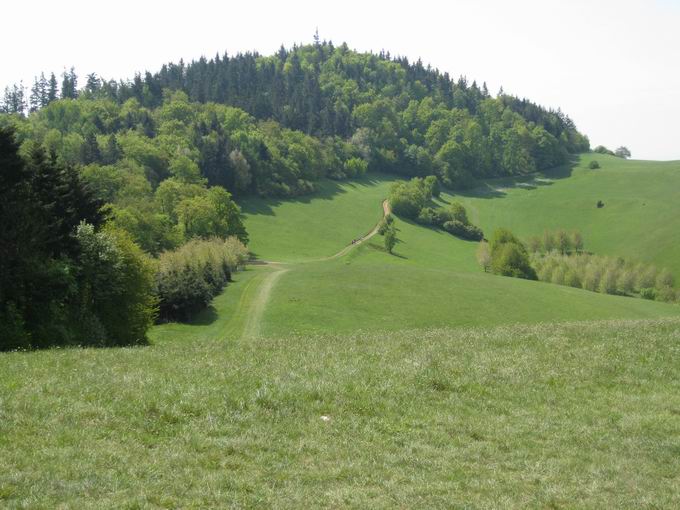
[
  {"xmin": 588, "ymin": 160, "xmax": 600, "ymax": 169},
  {"xmin": 564, "ymin": 270, "xmax": 581, "ymax": 288},
  {"xmin": 389, "ymin": 180, "xmax": 427, "ymax": 218},
  {"xmin": 489, "ymin": 228, "xmax": 537, "ymax": 280},
  {"xmin": 156, "ymin": 237, "xmax": 248, "ymax": 321},
  {"xmin": 440, "ymin": 203, "xmax": 469, "ymax": 224},
  {"xmin": 415, "ymin": 201, "xmax": 483, "ymax": 240},
  {"xmin": 424, "ymin": 175, "xmax": 440, "ymax": 198},
  {"xmin": 417, "ymin": 207, "xmax": 438, "ymax": 225},
  {"xmin": 343, "ymin": 157, "xmax": 368, "ymax": 178},
  {"xmin": 640, "ymin": 288, "xmax": 656, "ymax": 300},
  {"xmin": 596, "ymin": 200, "xmax": 604, "ymax": 208},
  {"xmin": 656, "ymin": 286, "xmax": 676, "ymax": 303}
]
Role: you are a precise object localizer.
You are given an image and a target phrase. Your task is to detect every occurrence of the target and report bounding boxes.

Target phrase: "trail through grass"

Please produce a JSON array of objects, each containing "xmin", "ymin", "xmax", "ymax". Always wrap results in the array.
[{"xmin": 241, "ymin": 265, "xmax": 289, "ymax": 339}]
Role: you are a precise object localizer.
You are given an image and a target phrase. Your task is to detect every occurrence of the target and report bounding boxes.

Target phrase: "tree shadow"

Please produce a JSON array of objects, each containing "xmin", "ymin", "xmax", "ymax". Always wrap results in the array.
[
  {"xmin": 189, "ymin": 305, "xmax": 219, "ymax": 325},
  {"xmin": 448, "ymin": 157, "xmax": 579, "ymax": 201},
  {"xmin": 239, "ymin": 172, "xmax": 397, "ymax": 216}
]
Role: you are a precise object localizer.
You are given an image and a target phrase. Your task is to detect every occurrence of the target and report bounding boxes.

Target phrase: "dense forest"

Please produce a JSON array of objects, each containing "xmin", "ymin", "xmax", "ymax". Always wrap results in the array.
[{"xmin": 0, "ymin": 40, "xmax": 590, "ymax": 349}]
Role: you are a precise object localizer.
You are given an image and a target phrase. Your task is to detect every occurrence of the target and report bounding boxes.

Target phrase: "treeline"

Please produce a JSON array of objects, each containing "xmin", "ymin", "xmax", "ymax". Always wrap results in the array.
[
  {"xmin": 527, "ymin": 229, "xmax": 584, "ymax": 255},
  {"xmin": 0, "ymin": 125, "xmax": 253, "ymax": 350},
  {"xmin": 532, "ymin": 252, "xmax": 677, "ymax": 302},
  {"xmin": 476, "ymin": 226, "xmax": 678, "ymax": 302},
  {"xmin": 389, "ymin": 177, "xmax": 483, "ymax": 240},
  {"xmin": 0, "ymin": 127, "xmax": 156, "ymax": 350},
  {"xmin": 3, "ymin": 40, "xmax": 589, "ymax": 196},
  {"xmin": 594, "ymin": 145, "xmax": 631, "ymax": 159}
]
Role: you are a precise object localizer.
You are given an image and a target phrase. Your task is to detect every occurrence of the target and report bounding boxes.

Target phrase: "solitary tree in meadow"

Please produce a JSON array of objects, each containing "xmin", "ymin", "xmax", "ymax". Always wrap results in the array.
[
  {"xmin": 384, "ymin": 226, "xmax": 397, "ymax": 254},
  {"xmin": 615, "ymin": 146, "xmax": 631, "ymax": 159},
  {"xmin": 476, "ymin": 241, "xmax": 491, "ymax": 272}
]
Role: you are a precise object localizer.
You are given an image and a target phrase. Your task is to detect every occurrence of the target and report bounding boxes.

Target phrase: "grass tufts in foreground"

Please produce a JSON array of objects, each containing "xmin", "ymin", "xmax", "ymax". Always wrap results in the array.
[{"xmin": 2, "ymin": 318, "xmax": 680, "ymax": 508}]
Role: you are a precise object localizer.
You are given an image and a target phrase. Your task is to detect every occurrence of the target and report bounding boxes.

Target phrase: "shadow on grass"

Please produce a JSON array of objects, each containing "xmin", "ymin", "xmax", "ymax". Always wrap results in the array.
[
  {"xmin": 189, "ymin": 305, "xmax": 219, "ymax": 326},
  {"xmin": 447, "ymin": 156, "xmax": 580, "ymax": 200},
  {"xmin": 239, "ymin": 172, "xmax": 397, "ymax": 216}
]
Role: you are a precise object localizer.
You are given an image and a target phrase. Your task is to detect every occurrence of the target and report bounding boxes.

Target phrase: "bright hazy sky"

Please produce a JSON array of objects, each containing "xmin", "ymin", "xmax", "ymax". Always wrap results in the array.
[{"xmin": 3, "ymin": 0, "xmax": 678, "ymax": 160}]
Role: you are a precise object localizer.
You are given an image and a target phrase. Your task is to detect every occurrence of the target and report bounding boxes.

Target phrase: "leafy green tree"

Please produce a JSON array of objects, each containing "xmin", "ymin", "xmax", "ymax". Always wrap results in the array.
[
  {"xmin": 571, "ymin": 231, "xmax": 584, "ymax": 252},
  {"xmin": 476, "ymin": 241, "xmax": 491, "ymax": 272},
  {"xmin": 388, "ymin": 180, "xmax": 427, "ymax": 218},
  {"xmin": 556, "ymin": 229, "xmax": 571, "ymax": 254},
  {"xmin": 489, "ymin": 228, "xmax": 537, "ymax": 280},
  {"xmin": 423, "ymin": 175, "xmax": 440, "ymax": 198},
  {"xmin": 74, "ymin": 223, "xmax": 157, "ymax": 346},
  {"xmin": 615, "ymin": 146, "xmax": 631, "ymax": 159},
  {"xmin": 343, "ymin": 157, "xmax": 368, "ymax": 178},
  {"xmin": 384, "ymin": 225, "xmax": 397, "ymax": 254},
  {"xmin": 229, "ymin": 149, "xmax": 252, "ymax": 192},
  {"xmin": 169, "ymin": 154, "xmax": 203, "ymax": 184},
  {"xmin": 178, "ymin": 186, "xmax": 248, "ymax": 243}
]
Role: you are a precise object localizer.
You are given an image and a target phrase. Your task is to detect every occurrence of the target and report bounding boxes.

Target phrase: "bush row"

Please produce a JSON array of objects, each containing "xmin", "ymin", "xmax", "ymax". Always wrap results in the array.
[
  {"xmin": 527, "ymin": 229, "xmax": 584, "ymax": 255},
  {"xmin": 532, "ymin": 251, "xmax": 678, "ymax": 302},
  {"xmin": 389, "ymin": 176, "xmax": 483, "ymax": 241},
  {"xmin": 156, "ymin": 237, "xmax": 249, "ymax": 321}
]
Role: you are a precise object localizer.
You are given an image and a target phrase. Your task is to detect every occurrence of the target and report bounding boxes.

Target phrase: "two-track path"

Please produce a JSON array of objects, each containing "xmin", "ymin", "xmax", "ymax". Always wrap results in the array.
[{"xmin": 240, "ymin": 200, "xmax": 390, "ymax": 339}]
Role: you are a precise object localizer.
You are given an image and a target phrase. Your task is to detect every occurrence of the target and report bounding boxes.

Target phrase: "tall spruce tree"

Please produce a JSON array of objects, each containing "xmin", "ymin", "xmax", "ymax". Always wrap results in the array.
[
  {"xmin": 61, "ymin": 67, "xmax": 78, "ymax": 99},
  {"xmin": 47, "ymin": 72, "xmax": 59, "ymax": 103}
]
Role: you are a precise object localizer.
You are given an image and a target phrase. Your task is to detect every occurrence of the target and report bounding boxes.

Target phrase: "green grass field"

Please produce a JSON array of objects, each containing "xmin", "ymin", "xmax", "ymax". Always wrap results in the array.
[
  {"xmin": 3, "ymin": 319, "xmax": 680, "ymax": 508},
  {"xmin": 241, "ymin": 174, "xmax": 396, "ymax": 262},
  {"xmin": 237, "ymin": 165, "xmax": 680, "ymax": 337},
  {"xmin": 4, "ymin": 155, "xmax": 680, "ymax": 508},
  {"xmin": 449, "ymin": 154, "xmax": 680, "ymax": 279}
]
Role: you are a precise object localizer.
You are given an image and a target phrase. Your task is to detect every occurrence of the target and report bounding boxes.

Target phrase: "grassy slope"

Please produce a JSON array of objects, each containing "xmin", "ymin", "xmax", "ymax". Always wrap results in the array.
[
  {"xmin": 241, "ymin": 174, "xmax": 396, "ymax": 262},
  {"xmin": 261, "ymin": 217, "xmax": 680, "ymax": 336},
  {"xmin": 2, "ymin": 319, "xmax": 680, "ymax": 508},
  {"xmin": 149, "ymin": 265, "xmax": 267, "ymax": 344},
  {"xmin": 450, "ymin": 154, "xmax": 680, "ymax": 279},
  {"xmin": 4, "ymin": 162, "xmax": 680, "ymax": 507},
  {"xmin": 238, "ymin": 161, "xmax": 680, "ymax": 338}
]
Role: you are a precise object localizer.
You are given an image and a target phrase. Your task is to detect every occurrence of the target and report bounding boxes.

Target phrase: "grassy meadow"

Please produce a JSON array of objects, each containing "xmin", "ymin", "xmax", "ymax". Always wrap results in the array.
[
  {"xmin": 236, "ymin": 164, "xmax": 680, "ymax": 336},
  {"xmin": 2, "ymin": 319, "xmax": 680, "ymax": 508},
  {"xmin": 241, "ymin": 174, "xmax": 396, "ymax": 262},
  {"xmin": 449, "ymin": 154, "xmax": 680, "ymax": 279},
  {"xmin": 3, "ymin": 153, "xmax": 680, "ymax": 508}
]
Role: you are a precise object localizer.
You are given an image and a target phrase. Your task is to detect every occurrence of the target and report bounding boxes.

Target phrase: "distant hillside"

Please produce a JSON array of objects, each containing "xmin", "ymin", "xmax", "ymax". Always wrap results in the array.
[{"xmin": 2, "ymin": 41, "xmax": 588, "ymax": 199}]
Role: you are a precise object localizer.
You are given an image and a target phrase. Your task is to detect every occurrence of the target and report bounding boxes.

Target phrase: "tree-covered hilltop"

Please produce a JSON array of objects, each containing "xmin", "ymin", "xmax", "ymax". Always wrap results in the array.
[
  {"xmin": 3, "ymin": 41, "xmax": 589, "ymax": 196},
  {"xmin": 0, "ymin": 41, "xmax": 591, "ymax": 348}
]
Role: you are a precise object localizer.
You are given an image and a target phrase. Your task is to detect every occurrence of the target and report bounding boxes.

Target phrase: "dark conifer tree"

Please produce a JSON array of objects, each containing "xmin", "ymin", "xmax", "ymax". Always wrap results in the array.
[
  {"xmin": 61, "ymin": 67, "xmax": 78, "ymax": 99},
  {"xmin": 47, "ymin": 72, "xmax": 59, "ymax": 103},
  {"xmin": 81, "ymin": 131, "xmax": 102, "ymax": 164}
]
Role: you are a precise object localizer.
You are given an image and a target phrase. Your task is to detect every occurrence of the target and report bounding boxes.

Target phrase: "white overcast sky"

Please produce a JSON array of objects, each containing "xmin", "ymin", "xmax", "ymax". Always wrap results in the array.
[{"xmin": 2, "ymin": 0, "xmax": 679, "ymax": 160}]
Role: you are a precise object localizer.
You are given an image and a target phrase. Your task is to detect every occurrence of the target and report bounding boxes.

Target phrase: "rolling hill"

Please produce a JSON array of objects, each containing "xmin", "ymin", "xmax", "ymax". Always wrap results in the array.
[
  {"xmin": 4, "ymin": 154, "xmax": 680, "ymax": 508},
  {"xmin": 451, "ymin": 153, "xmax": 680, "ymax": 279},
  {"xmin": 230, "ymin": 160, "xmax": 680, "ymax": 337}
]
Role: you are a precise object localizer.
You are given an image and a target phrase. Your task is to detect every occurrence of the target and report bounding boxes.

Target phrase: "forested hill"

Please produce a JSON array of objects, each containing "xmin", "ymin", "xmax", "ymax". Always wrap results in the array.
[{"xmin": 2, "ymin": 41, "xmax": 589, "ymax": 197}]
